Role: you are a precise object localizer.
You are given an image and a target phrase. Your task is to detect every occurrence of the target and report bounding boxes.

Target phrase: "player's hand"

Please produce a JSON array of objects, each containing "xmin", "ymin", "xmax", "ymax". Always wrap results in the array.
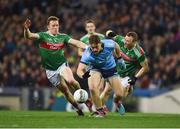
[
  {"xmin": 128, "ymin": 76, "xmax": 137, "ymax": 85},
  {"xmin": 106, "ymin": 30, "xmax": 116, "ymax": 38},
  {"xmin": 23, "ymin": 18, "xmax": 31, "ymax": 29},
  {"xmin": 82, "ymin": 71, "xmax": 91, "ymax": 79}
]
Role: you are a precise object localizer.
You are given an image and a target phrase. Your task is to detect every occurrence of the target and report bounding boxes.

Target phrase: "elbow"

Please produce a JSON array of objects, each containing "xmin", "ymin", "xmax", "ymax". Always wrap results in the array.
[{"xmin": 78, "ymin": 49, "xmax": 83, "ymax": 56}]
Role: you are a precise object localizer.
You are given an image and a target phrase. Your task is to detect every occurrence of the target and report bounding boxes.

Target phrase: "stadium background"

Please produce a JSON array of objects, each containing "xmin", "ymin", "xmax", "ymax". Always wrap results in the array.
[{"xmin": 0, "ymin": 0, "xmax": 179, "ymax": 112}]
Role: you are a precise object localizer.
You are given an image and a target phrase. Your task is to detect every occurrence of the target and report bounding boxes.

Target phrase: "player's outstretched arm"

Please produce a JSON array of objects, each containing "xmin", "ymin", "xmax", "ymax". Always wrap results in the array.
[
  {"xmin": 128, "ymin": 59, "xmax": 149, "ymax": 85},
  {"xmin": 114, "ymin": 42, "xmax": 121, "ymax": 58},
  {"xmin": 23, "ymin": 18, "xmax": 39, "ymax": 40},
  {"xmin": 135, "ymin": 58, "xmax": 149, "ymax": 78},
  {"xmin": 68, "ymin": 38, "xmax": 87, "ymax": 49},
  {"xmin": 78, "ymin": 48, "xmax": 84, "ymax": 56},
  {"xmin": 77, "ymin": 63, "xmax": 90, "ymax": 79}
]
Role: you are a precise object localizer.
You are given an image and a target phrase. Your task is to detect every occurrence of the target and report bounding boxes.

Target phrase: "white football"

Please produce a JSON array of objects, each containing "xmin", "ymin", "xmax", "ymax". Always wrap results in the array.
[{"xmin": 73, "ymin": 89, "xmax": 88, "ymax": 103}]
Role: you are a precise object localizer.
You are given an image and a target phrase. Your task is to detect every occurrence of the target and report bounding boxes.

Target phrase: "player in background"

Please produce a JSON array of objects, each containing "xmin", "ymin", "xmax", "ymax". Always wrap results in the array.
[
  {"xmin": 23, "ymin": 16, "xmax": 87, "ymax": 116},
  {"xmin": 100, "ymin": 30, "xmax": 149, "ymax": 115},
  {"xmin": 78, "ymin": 20, "xmax": 105, "ymax": 56},
  {"xmin": 77, "ymin": 35, "xmax": 124, "ymax": 117},
  {"xmin": 78, "ymin": 20, "xmax": 105, "ymax": 112}
]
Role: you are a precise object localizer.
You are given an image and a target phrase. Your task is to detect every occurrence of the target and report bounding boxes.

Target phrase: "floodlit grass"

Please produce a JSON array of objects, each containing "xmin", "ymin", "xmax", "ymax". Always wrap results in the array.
[{"xmin": 0, "ymin": 111, "xmax": 180, "ymax": 128}]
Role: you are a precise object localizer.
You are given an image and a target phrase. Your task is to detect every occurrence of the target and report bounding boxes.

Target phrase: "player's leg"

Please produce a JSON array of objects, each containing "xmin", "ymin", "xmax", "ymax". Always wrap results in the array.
[
  {"xmin": 99, "ymin": 82, "xmax": 112, "ymax": 113},
  {"xmin": 99, "ymin": 77, "xmax": 105, "ymax": 93},
  {"xmin": 57, "ymin": 76, "xmax": 84, "ymax": 116},
  {"xmin": 111, "ymin": 76, "xmax": 132, "ymax": 114},
  {"xmin": 61, "ymin": 64, "xmax": 93, "ymax": 112},
  {"xmin": 107, "ymin": 76, "xmax": 125, "ymax": 115},
  {"xmin": 100, "ymin": 82, "xmax": 113, "ymax": 106},
  {"xmin": 88, "ymin": 70, "xmax": 106, "ymax": 117},
  {"xmin": 88, "ymin": 70, "xmax": 103, "ymax": 109},
  {"xmin": 46, "ymin": 64, "xmax": 83, "ymax": 116},
  {"xmin": 120, "ymin": 76, "xmax": 132, "ymax": 97},
  {"xmin": 60, "ymin": 64, "xmax": 81, "ymax": 91}
]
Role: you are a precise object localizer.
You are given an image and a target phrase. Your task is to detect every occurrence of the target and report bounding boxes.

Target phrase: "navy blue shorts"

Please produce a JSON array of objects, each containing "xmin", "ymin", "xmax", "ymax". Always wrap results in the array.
[{"xmin": 91, "ymin": 67, "xmax": 118, "ymax": 79}]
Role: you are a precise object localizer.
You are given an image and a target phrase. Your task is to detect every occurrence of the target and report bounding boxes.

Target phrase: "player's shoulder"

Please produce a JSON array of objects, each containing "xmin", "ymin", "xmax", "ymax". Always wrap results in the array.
[
  {"xmin": 115, "ymin": 35, "xmax": 124, "ymax": 41},
  {"xmin": 37, "ymin": 31, "xmax": 46, "ymax": 35},
  {"xmin": 37, "ymin": 31, "xmax": 50, "ymax": 38},
  {"xmin": 101, "ymin": 39, "xmax": 115, "ymax": 48},
  {"xmin": 133, "ymin": 44, "xmax": 145, "ymax": 57},
  {"xmin": 58, "ymin": 33, "xmax": 69, "ymax": 36},
  {"xmin": 96, "ymin": 33, "xmax": 105, "ymax": 38},
  {"xmin": 80, "ymin": 34, "xmax": 88, "ymax": 41},
  {"xmin": 136, "ymin": 44, "xmax": 145, "ymax": 52}
]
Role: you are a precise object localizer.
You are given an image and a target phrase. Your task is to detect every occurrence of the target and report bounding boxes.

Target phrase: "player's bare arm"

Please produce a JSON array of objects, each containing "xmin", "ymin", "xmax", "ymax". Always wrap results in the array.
[
  {"xmin": 23, "ymin": 19, "xmax": 39, "ymax": 40},
  {"xmin": 135, "ymin": 58, "xmax": 149, "ymax": 78},
  {"xmin": 68, "ymin": 38, "xmax": 87, "ymax": 49},
  {"xmin": 78, "ymin": 48, "xmax": 84, "ymax": 56},
  {"xmin": 114, "ymin": 42, "xmax": 121, "ymax": 58},
  {"xmin": 77, "ymin": 63, "xmax": 88, "ymax": 79}
]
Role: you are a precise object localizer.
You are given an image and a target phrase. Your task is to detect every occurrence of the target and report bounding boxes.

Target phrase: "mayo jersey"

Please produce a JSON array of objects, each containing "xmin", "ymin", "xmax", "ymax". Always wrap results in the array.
[
  {"xmin": 35, "ymin": 32, "xmax": 71, "ymax": 70},
  {"xmin": 114, "ymin": 35, "xmax": 146, "ymax": 77}
]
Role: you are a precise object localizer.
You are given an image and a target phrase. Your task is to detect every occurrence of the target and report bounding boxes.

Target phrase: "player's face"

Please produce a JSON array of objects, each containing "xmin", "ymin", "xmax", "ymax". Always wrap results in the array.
[
  {"xmin": 85, "ymin": 23, "xmax": 96, "ymax": 34},
  {"xmin": 47, "ymin": 20, "xmax": 59, "ymax": 35},
  {"xmin": 124, "ymin": 36, "xmax": 134, "ymax": 48},
  {"xmin": 90, "ymin": 43, "xmax": 101, "ymax": 54}
]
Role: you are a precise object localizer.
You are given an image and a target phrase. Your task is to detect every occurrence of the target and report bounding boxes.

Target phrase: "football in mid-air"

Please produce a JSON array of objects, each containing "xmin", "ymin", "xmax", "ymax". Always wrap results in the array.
[{"xmin": 73, "ymin": 89, "xmax": 88, "ymax": 103}]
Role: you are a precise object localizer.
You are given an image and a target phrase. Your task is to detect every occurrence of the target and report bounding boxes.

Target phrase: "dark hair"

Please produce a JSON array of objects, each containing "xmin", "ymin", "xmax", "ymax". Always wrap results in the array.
[
  {"xmin": 89, "ymin": 35, "xmax": 100, "ymax": 44},
  {"xmin": 126, "ymin": 32, "xmax": 138, "ymax": 42},
  {"xmin": 84, "ymin": 19, "xmax": 95, "ymax": 27},
  {"xmin": 47, "ymin": 16, "xmax": 59, "ymax": 25}
]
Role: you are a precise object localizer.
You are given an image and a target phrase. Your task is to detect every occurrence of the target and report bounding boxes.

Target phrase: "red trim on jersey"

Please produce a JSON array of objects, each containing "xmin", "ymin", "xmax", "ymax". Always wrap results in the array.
[
  {"xmin": 120, "ymin": 52, "xmax": 131, "ymax": 62},
  {"xmin": 39, "ymin": 42, "xmax": 64, "ymax": 50},
  {"xmin": 120, "ymin": 51, "xmax": 137, "ymax": 62},
  {"xmin": 139, "ymin": 47, "xmax": 144, "ymax": 55}
]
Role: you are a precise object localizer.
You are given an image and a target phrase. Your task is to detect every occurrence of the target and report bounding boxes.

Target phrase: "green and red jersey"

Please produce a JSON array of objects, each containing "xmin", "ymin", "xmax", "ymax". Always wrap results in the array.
[
  {"xmin": 35, "ymin": 32, "xmax": 71, "ymax": 70},
  {"xmin": 114, "ymin": 35, "xmax": 146, "ymax": 77},
  {"xmin": 80, "ymin": 33, "xmax": 105, "ymax": 44}
]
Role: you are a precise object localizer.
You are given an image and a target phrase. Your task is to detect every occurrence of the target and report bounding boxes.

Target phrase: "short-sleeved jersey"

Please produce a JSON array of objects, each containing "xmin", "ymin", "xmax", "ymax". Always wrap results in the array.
[
  {"xmin": 114, "ymin": 35, "xmax": 146, "ymax": 77},
  {"xmin": 80, "ymin": 39, "xmax": 116, "ymax": 70},
  {"xmin": 35, "ymin": 32, "xmax": 71, "ymax": 70},
  {"xmin": 80, "ymin": 33, "xmax": 105, "ymax": 44}
]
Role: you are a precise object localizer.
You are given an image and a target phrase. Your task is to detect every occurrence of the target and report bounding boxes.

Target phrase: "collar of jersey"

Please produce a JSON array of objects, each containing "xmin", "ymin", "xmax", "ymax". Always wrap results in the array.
[{"xmin": 46, "ymin": 31, "xmax": 60, "ymax": 37}]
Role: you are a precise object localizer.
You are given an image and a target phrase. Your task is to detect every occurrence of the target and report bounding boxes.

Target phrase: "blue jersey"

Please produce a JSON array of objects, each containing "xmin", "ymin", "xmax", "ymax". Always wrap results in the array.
[{"xmin": 80, "ymin": 39, "xmax": 116, "ymax": 70}]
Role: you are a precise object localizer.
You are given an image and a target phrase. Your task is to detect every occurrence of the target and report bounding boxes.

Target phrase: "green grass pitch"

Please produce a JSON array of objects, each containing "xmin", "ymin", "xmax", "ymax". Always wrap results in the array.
[{"xmin": 0, "ymin": 111, "xmax": 180, "ymax": 128}]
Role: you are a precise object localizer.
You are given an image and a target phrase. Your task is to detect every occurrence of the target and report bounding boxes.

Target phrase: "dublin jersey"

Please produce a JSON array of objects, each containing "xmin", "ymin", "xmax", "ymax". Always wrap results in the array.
[
  {"xmin": 35, "ymin": 32, "xmax": 71, "ymax": 70},
  {"xmin": 80, "ymin": 39, "xmax": 116, "ymax": 70},
  {"xmin": 80, "ymin": 33, "xmax": 105, "ymax": 44},
  {"xmin": 114, "ymin": 35, "xmax": 146, "ymax": 77}
]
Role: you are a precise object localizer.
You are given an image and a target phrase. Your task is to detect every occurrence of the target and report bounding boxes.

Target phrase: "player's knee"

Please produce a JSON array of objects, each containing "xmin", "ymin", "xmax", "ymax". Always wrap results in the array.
[
  {"xmin": 66, "ymin": 79, "xmax": 76, "ymax": 85},
  {"xmin": 89, "ymin": 86, "xmax": 97, "ymax": 94},
  {"xmin": 107, "ymin": 88, "xmax": 112, "ymax": 95}
]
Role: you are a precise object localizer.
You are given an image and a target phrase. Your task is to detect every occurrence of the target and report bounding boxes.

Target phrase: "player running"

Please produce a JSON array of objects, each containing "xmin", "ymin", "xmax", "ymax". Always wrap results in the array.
[
  {"xmin": 23, "ymin": 16, "xmax": 87, "ymax": 116},
  {"xmin": 77, "ymin": 35, "xmax": 124, "ymax": 117},
  {"xmin": 78, "ymin": 20, "xmax": 105, "ymax": 112},
  {"xmin": 100, "ymin": 30, "xmax": 149, "ymax": 115}
]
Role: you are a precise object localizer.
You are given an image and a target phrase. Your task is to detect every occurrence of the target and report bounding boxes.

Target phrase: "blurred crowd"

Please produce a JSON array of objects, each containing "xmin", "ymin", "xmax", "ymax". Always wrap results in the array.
[{"xmin": 0, "ymin": 0, "xmax": 179, "ymax": 89}]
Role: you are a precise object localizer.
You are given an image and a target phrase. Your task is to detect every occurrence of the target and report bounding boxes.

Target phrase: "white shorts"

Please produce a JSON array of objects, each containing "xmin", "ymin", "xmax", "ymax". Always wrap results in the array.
[
  {"xmin": 120, "ymin": 76, "xmax": 130, "ymax": 88},
  {"xmin": 45, "ymin": 63, "xmax": 67, "ymax": 87}
]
